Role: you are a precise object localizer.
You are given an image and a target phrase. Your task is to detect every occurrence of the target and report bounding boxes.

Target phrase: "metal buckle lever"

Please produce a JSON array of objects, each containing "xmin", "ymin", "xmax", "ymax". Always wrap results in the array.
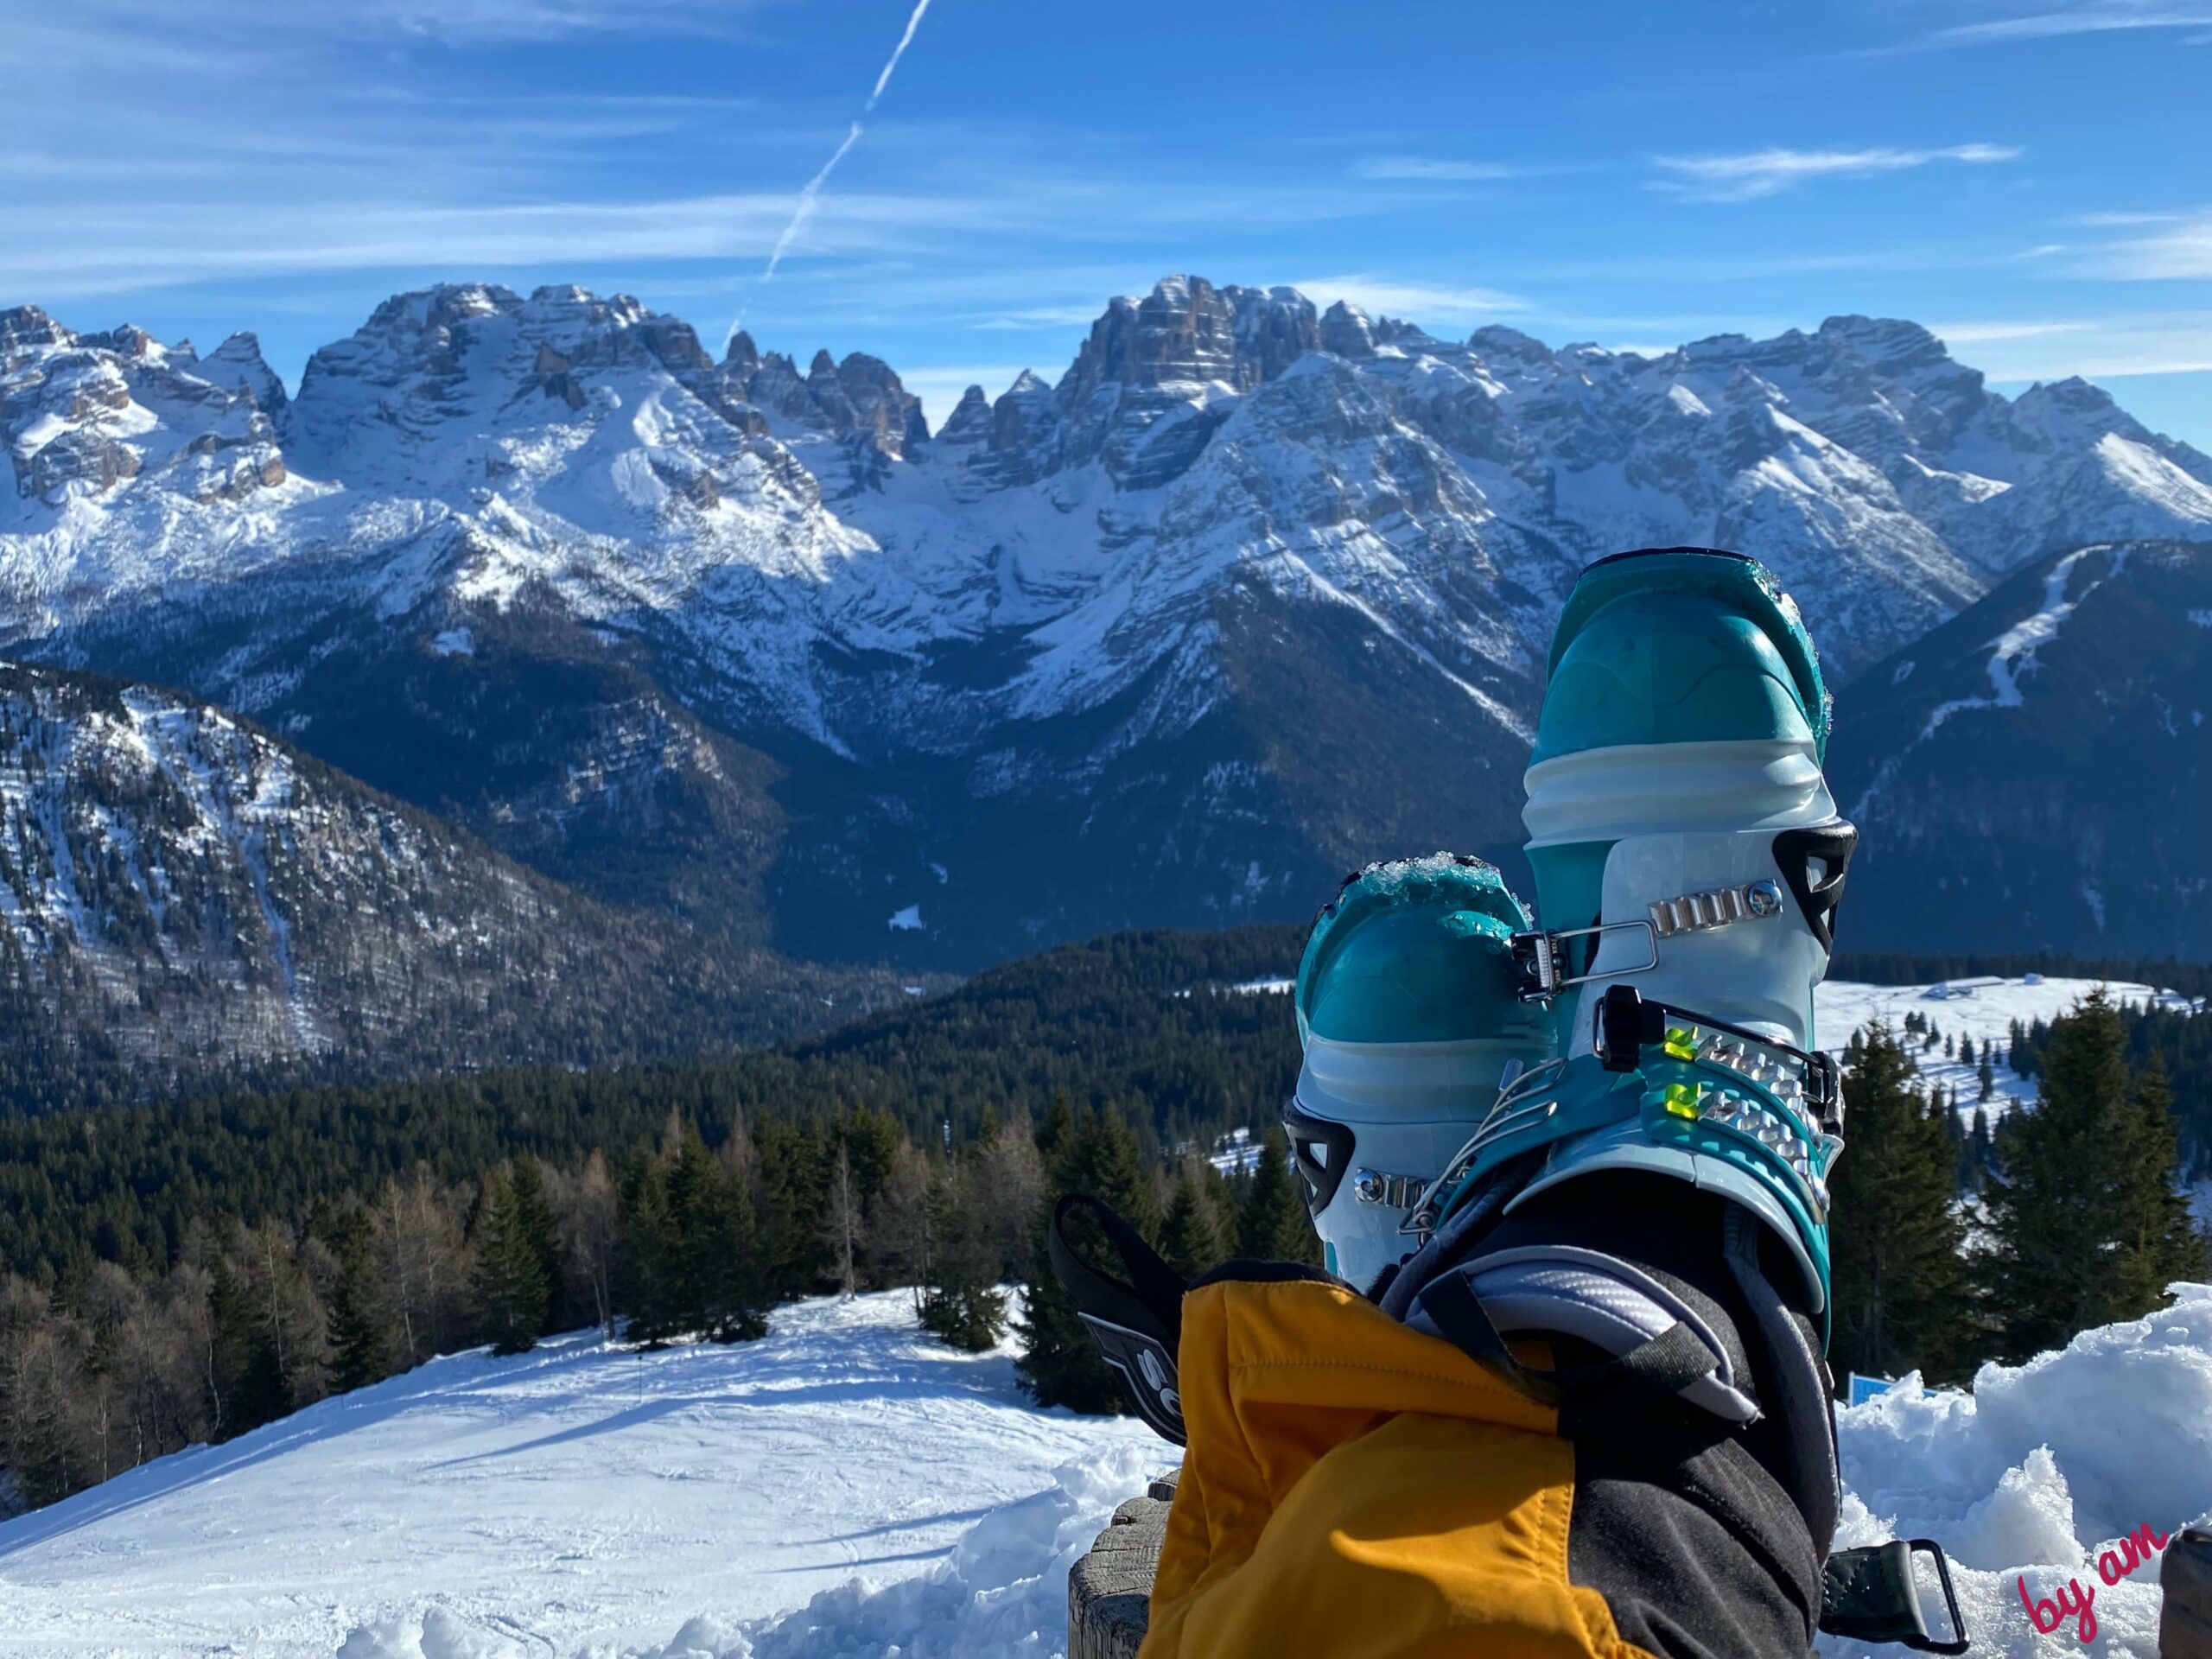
[
  {"xmin": 1510, "ymin": 921, "xmax": 1658, "ymax": 1003},
  {"xmin": 1819, "ymin": 1538, "xmax": 1969, "ymax": 1656},
  {"xmin": 1905, "ymin": 1539, "xmax": 1971, "ymax": 1656}
]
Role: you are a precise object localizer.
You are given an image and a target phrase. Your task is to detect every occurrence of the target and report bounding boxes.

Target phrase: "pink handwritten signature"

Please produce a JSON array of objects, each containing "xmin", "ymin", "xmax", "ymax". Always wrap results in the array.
[{"xmin": 2017, "ymin": 1523, "xmax": 2170, "ymax": 1643}]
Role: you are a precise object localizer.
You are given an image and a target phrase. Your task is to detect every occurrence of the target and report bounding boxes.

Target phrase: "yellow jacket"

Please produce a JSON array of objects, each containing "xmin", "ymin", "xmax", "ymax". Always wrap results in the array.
[{"xmin": 1141, "ymin": 1274, "xmax": 1662, "ymax": 1659}]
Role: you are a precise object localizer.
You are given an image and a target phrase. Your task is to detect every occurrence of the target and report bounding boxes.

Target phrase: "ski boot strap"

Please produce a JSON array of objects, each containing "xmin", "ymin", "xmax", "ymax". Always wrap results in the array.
[
  {"xmin": 1592, "ymin": 983, "xmax": 1844, "ymax": 1137},
  {"xmin": 1046, "ymin": 1192, "xmax": 1190, "ymax": 1446},
  {"xmin": 1408, "ymin": 1245, "xmax": 1759, "ymax": 1424}
]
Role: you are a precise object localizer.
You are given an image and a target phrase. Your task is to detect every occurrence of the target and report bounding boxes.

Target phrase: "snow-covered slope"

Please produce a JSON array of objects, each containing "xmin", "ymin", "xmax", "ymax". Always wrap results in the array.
[
  {"xmin": 0, "ymin": 1292, "xmax": 1161, "ymax": 1658},
  {"xmin": 1816, "ymin": 973, "xmax": 2202, "ymax": 1118},
  {"xmin": 2, "ymin": 1286, "xmax": 2205, "ymax": 1659},
  {"xmin": 1830, "ymin": 538, "xmax": 2212, "ymax": 956},
  {"xmin": 8, "ymin": 281, "xmax": 2210, "ymax": 966}
]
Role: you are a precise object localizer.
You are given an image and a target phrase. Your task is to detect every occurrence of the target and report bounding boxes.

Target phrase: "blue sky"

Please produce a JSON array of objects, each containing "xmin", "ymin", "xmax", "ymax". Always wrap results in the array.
[{"xmin": 5, "ymin": 0, "xmax": 2209, "ymax": 448}]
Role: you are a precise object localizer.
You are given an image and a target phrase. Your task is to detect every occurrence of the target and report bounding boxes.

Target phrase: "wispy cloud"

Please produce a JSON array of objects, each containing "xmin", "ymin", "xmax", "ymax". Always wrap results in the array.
[
  {"xmin": 1, "ymin": 192, "xmax": 981, "ymax": 303},
  {"xmin": 1349, "ymin": 157, "xmax": 1544, "ymax": 181},
  {"xmin": 2069, "ymin": 212, "xmax": 2212, "ymax": 279},
  {"xmin": 1653, "ymin": 144, "xmax": 2021, "ymax": 202},
  {"xmin": 1293, "ymin": 275, "xmax": 1529, "ymax": 327},
  {"xmin": 1935, "ymin": 310, "xmax": 2212, "ymax": 380},
  {"xmin": 2073, "ymin": 210, "xmax": 2191, "ymax": 226},
  {"xmin": 1929, "ymin": 319, "xmax": 2098, "ymax": 343},
  {"xmin": 1900, "ymin": 5, "xmax": 2212, "ymax": 51},
  {"xmin": 969, "ymin": 305, "xmax": 1109, "ymax": 330},
  {"xmin": 22, "ymin": 0, "xmax": 773, "ymax": 48}
]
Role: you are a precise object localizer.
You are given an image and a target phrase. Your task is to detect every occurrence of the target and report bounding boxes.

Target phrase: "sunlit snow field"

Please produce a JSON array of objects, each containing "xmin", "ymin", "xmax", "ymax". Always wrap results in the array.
[
  {"xmin": 1, "ymin": 1282, "xmax": 2208, "ymax": 1657},
  {"xmin": 0, "ymin": 1293, "xmax": 1160, "ymax": 1657}
]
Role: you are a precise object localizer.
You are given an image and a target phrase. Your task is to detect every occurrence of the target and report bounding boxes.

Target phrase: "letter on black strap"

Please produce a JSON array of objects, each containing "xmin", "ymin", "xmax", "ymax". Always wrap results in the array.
[{"xmin": 1046, "ymin": 1192, "xmax": 1190, "ymax": 1445}]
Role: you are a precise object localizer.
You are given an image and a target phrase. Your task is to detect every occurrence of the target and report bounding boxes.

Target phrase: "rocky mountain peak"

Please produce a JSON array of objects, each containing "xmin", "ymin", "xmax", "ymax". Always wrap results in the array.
[
  {"xmin": 1815, "ymin": 314, "xmax": 1950, "ymax": 369},
  {"xmin": 1319, "ymin": 301, "xmax": 1376, "ymax": 359},
  {"xmin": 2, "ymin": 304, "xmax": 291, "ymax": 512},
  {"xmin": 370, "ymin": 282, "xmax": 517, "ymax": 336},
  {"xmin": 198, "ymin": 332, "xmax": 289, "ymax": 413},
  {"xmin": 1465, "ymin": 323, "xmax": 1554, "ymax": 370},
  {"xmin": 0, "ymin": 304, "xmax": 70, "ymax": 353},
  {"xmin": 1223, "ymin": 283, "xmax": 1319, "ymax": 385},
  {"xmin": 832, "ymin": 353, "xmax": 929, "ymax": 458},
  {"xmin": 935, "ymin": 385, "xmax": 993, "ymax": 448},
  {"xmin": 1040, "ymin": 275, "xmax": 1307, "ymax": 487}
]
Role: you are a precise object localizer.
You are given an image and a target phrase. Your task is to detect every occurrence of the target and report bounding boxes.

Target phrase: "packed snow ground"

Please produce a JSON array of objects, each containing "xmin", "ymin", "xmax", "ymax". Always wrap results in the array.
[
  {"xmin": 3, "ymin": 1284, "xmax": 2208, "ymax": 1657},
  {"xmin": 0, "ymin": 1292, "xmax": 1160, "ymax": 1658}
]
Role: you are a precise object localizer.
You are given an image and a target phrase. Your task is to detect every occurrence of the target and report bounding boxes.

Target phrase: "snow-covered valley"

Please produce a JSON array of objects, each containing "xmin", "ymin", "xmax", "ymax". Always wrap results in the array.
[{"xmin": 2, "ymin": 1285, "xmax": 2208, "ymax": 1659}]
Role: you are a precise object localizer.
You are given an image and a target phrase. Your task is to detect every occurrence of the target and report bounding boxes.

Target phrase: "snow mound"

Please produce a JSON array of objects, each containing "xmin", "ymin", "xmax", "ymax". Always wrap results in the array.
[
  {"xmin": 736, "ymin": 1446, "xmax": 1158, "ymax": 1659},
  {"xmin": 1823, "ymin": 1281, "xmax": 2212, "ymax": 1656}
]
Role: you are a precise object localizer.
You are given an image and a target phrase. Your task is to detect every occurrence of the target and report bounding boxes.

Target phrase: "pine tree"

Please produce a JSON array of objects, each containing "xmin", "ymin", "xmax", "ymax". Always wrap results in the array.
[
  {"xmin": 210, "ymin": 1255, "xmax": 287, "ymax": 1433},
  {"xmin": 1827, "ymin": 1026, "xmax": 1976, "ymax": 1382},
  {"xmin": 1952, "ymin": 1096, "xmax": 1981, "ymax": 1191},
  {"xmin": 507, "ymin": 1155, "xmax": 563, "ymax": 1338},
  {"xmin": 1980, "ymin": 993, "xmax": 2176, "ymax": 1360},
  {"xmin": 1159, "ymin": 1160, "xmax": 1228, "ymax": 1281},
  {"xmin": 1236, "ymin": 1130, "xmax": 1319, "ymax": 1266},
  {"xmin": 680, "ymin": 1129, "xmax": 767, "ymax": 1344},
  {"xmin": 327, "ymin": 1236, "xmax": 390, "ymax": 1391},
  {"xmin": 2112, "ymin": 1056, "xmax": 2208, "ymax": 1310},
  {"xmin": 471, "ymin": 1163, "xmax": 551, "ymax": 1356},
  {"xmin": 1017, "ymin": 1108, "xmax": 1155, "ymax": 1412},
  {"xmin": 919, "ymin": 1161, "xmax": 1007, "ymax": 1352},
  {"xmin": 614, "ymin": 1151, "xmax": 682, "ymax": 1344},
  {"xmin": 1036, "ymin": 1090, "xmax": 1077, "ymax": 1167}
]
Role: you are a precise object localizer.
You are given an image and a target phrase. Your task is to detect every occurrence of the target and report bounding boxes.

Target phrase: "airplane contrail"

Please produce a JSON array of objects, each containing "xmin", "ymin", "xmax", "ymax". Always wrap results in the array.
[
  {"xmin": 759, "ymin": 120, "xmax": 862, "ymax": 287},
  {"xmin": 728, "ymin": 0, "xmax": 936, "ymax": 342},
  {"xmin": 866, "ymin": 0, "xmax": 934, "ymax": 111}
]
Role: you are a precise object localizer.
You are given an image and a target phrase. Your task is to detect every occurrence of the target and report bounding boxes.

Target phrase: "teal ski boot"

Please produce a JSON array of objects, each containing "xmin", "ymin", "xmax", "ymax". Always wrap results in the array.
[
  {"xmin": 1400, "ymin": 547, "xmax": 1853, "ymax": 1330},
  {"xmin": 1284, "ymin": 853, "xmax": 1554, "ymax": 1294}
]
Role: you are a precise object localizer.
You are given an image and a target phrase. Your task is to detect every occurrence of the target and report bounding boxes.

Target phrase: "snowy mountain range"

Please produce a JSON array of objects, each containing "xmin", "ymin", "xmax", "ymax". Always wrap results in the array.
[{"xmin": 5, "ymin": 276, "xmax": 2209, "ymax": 972}]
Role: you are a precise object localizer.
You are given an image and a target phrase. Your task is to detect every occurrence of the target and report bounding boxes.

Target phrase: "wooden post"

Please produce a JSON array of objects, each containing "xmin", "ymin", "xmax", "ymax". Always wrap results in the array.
[
  {"xmin": 1067, "ymin": 1471, "xmax": 1179, "ymax": 1659},
  {"xmin": 2164, "ymin": 1529, "xmax": 2212, "ymax": 1658}
]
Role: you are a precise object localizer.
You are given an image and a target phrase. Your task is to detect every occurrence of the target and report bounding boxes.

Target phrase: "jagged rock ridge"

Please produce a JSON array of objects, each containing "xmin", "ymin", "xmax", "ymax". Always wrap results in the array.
[{"xmin": 3, "ymin": 276, "xmax": 2209, "ymax": 966}]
